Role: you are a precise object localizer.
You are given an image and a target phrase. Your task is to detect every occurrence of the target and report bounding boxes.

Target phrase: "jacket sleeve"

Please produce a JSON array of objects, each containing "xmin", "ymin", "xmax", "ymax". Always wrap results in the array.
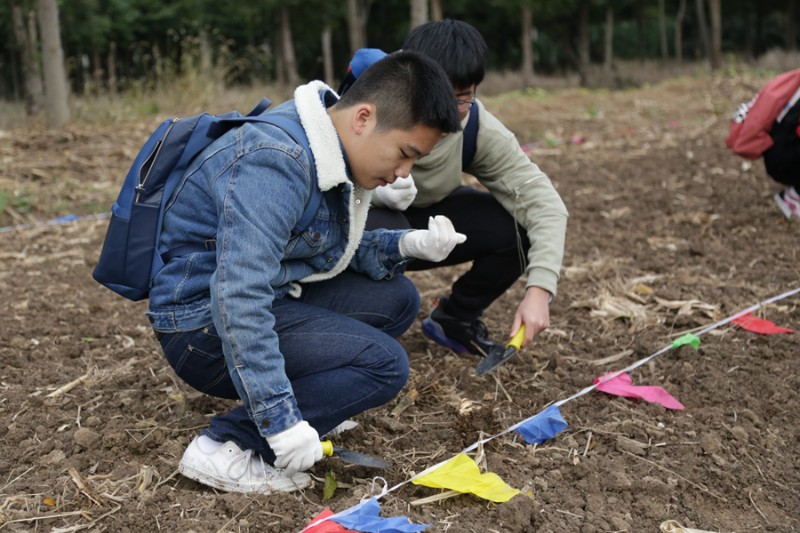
[
  {"xmin": 210, "ymin": 142, "xmax": 310, "ymax": 439},
  {"xmin": 470, "ymin": 106, "xmax": 569, "ymax": 297},
  {"xmin": 348, "ymin": 228, "xmax": 411, "ymax": 279}
]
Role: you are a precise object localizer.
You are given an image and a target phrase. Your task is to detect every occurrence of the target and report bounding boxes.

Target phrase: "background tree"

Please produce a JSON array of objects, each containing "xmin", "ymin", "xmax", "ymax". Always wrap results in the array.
[
  {"xmin": 708, "ymin": 0, "xmax": 722, "ymax": 69},
  {"xmin": 675, "ymin": 0, "xmax": 686, "ymax": 64},
  {"xmin": 431, "ymin": 0, "xmax": 442, "ymax": 20},
  {"xmin": 347, "ymin": 0, "xmax": 369, "ymax": 53},
  {"xmin": 658, "ymin": 0, "xmax": 668, "ymax": 60},
  {"xmin": 410, "ymin": 0, "xmax": 428, "ymax": 29},
  {"xmin": 603, "ymin": 0, "xmax": 614, "ymax": 74},
  {"xmin": 279, "ymin": 5, "xmax": 299, "ymax": 86},
  {"xmin": 36, "ymin": 0, "xmax": 68, "ymax": 127},
  {"xmin": 695, "ymin": 0, "xmax": 711, "ymax": 63},
  {"xmin": 520, "ymin": 0, "xmax": 534, "ymax": 87},
  {"xmin": 10, "ymin": 0, "xmax": 42, "ymax": 115},
  {"xmin": 2, "ymin": 0, "xmax": 800, "ymax": 112}
]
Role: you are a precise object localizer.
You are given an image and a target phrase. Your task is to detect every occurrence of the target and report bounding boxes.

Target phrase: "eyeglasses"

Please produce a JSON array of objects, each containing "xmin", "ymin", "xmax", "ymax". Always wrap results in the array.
[
  {"xmin": 455, "ymin": 87, "xmax": 476, "ymax": 110},
  {"xmin": 456, "ymin": 97, "xmax": 475, "ymax": 109}
]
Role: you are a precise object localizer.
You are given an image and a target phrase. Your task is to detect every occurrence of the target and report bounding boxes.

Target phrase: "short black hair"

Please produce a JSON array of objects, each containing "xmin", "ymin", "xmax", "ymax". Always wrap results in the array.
[
  {"xmin": 336, "ymin": 50, "xmax": 461, "ymax": 134},
  {"xmin": 402, "ymin": 19, "xmax": 487, "ymax": 89}
]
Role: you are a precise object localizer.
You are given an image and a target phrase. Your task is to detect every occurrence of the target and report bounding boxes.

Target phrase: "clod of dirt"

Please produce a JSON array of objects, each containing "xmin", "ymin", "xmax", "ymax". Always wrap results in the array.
[
  {"xmin": 73, "ymin": 427, "xmax": 101, "ymax": 447},
  {"xmin": 699, "ymin": 432, "xmax": 722, "ymax": 454}
]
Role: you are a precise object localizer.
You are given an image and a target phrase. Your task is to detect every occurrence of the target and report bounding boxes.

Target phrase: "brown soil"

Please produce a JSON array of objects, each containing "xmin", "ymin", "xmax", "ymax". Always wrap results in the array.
[{"xmin": 1, "ymin": 73, "xmax": 798, "ymax": 533}]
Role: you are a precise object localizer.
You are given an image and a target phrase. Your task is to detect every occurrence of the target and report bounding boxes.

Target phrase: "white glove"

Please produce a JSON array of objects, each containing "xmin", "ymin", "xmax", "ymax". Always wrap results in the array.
[
  {"xmin": 265, "ymin": 420, "xmax": 323, "ymax": 474},
  {"xmin": 399, "ymin": 215, "xmax": 467, "ymax": 262},
  {"xmin": 374, "ymin": 175, "xmax": 417, "ymax": 210}
]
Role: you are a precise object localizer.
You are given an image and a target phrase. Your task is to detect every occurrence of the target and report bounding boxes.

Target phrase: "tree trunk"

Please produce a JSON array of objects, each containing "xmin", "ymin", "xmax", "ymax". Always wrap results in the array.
[
  {"xmin": 92, "ymin": 48, "xmax": 103, "ymax": 94},
  {"xmin": 603, "ymin": 2, "xmax": 614, "ymax": 74},
  {"xmin": 521, "ymin": 1, "xmax": 534, "ymax": 88},
  {"xmin": 636, "ymin": 2, "xmax": 646, "ymax": 64},
  {"xmin": 10, "ymin": 0, "xmax": 42, "ymax": 115},
  {"xmin": 199, "ymin": 28, "xmax": 212, "ymax": 77},
  {"xmin": 708, "ymin": 0, "xmax": 721, "ymax": 70},
  {"xmin": 658, "ymin": 0, "xmax": 668, "ymax": 60},
  {"xmin": 695, "ymin": 0, "xmax": 711, "ymax": 63},
  {"xmin": 788, "ymin": 0, "xmax": 797, "ymax": 51},
  {"xmin": 37, "ymin": 0, "xmax": 69, "ymax": 128},
  {"xmin": 275, "ymin": 38, "xmax": 285, "ymax": 86},
  {"xmin": 347, "ymin": 0, "xmax": 367, "ymax": 53},
  {"xmin": 431, "ymin": 0, "xmax": 442, "ymax": 21},
  {"xmin": 321, "ymin": 25, "xmax": 334, "ymax": 87},
  {"xmin": 675, "ymin": 0, "xmax": 686, "ymax": 65},
  {"xmin": 410, "ymin": 0, "xmax": 428, "ymax": 30},
  {"xmin": 107, "ymin": 41, "xmax": 117, "ymax": 93},
  {"xmin": 280, "ymin": 6, "xmax": 299, "ymax": 87},
  {"xmin": 578, "ymin": 0, "xmax": 590, "ymax": 70}
]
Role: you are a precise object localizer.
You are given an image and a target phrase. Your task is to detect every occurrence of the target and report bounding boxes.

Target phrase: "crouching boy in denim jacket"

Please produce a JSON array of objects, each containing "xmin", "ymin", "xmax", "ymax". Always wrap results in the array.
[{"xmin": 147, "ymin": 51, "xmax": 463, "ymax": 494}]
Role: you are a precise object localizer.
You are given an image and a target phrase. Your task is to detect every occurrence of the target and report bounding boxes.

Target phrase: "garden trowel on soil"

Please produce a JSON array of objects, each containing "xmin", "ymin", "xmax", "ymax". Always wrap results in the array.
[
  {"xmin": 475, "ymin": 325, "xmax": 526, "ymax": 375},
  {"xmin": 321, "ymin": 440, "xmax": 391, "ymax": 469}
]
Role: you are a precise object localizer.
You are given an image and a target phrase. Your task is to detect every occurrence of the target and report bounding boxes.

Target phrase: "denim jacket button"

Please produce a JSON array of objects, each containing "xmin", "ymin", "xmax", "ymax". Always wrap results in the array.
[
  {"xmin": 260, "ymin": 419, "xmax": 270, "ymax": 428},
  {"xmin": 313, "ymin": 231, "xmax": 321, "ymax": 240}
]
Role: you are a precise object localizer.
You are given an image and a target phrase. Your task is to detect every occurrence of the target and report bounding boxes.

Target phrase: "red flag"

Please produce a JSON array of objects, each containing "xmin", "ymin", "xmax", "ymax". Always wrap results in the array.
[
  {"xmin": 303, "ymin": 509, "xmax": 359, "ymax": 532},
  {"xmin": 733, "ymin": 313, "xmax": 794, "ymax": 334}
]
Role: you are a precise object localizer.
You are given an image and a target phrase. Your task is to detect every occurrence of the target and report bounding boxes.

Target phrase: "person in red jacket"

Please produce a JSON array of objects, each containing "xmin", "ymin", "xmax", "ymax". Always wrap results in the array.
[{"xmin": 726, "ymin": 68, "xmax": 800, "ymax": 219}]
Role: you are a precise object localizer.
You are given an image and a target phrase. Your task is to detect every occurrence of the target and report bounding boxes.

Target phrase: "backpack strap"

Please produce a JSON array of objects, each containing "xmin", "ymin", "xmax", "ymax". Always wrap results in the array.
[
  {"xmin": 461, "ymin": 103, "xmax": 479, "ymax": 171},
  {"xmin": 256, "ymin": 114, "xmax": 323, "ymax": 232},
  {"xmin": 161, "ymin": 113, "xmax": 322, "ymax": 263}
]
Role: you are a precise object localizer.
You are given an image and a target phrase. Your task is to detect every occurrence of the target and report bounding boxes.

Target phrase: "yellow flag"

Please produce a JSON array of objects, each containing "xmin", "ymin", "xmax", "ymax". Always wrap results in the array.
[{"xmin": 412, "ymin": 453, "xmax": 519, "ymax": 503}]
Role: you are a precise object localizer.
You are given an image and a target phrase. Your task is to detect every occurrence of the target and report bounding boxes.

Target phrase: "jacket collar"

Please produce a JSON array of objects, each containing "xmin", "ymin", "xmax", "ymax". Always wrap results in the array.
[
  {"xmin": 293, "ymin": 81, "xmax": 373, "ymax": 284},
  {"xmin": 294, "ymin": 81, "xmax": 348, "ymax": 192}
]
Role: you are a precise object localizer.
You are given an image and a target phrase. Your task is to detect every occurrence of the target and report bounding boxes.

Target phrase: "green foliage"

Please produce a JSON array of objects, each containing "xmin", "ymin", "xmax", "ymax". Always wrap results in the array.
[{"xmin": 1, "ymin": 0, "xmax": 799, "ymax": 101}]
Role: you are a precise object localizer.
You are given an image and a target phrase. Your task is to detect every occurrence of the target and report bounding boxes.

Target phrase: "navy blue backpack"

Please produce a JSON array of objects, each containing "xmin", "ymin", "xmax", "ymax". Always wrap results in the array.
[{"xmin": 93, "ymin": 98, "xmax": 321, "ymax": 301}]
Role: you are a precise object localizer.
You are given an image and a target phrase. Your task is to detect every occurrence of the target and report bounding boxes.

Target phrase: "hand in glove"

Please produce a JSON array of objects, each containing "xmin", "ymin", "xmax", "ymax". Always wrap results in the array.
[
  {"xmin": 399, "ymin": 215, "xmax": 467, "ymax": 262},
  {"xmin": 373, "ymin": 175, "xmax": 417, "ymax": 211},
  {"xmin": 265, "ymin": 420, "xmax": 323, "ymax": 474}
]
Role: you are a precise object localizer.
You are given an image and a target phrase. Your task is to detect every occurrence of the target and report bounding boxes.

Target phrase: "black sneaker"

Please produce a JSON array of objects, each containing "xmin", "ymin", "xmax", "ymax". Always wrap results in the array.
[{"xmin": 421, "ymin": 299, "xmax": 502, "ymax": 356}]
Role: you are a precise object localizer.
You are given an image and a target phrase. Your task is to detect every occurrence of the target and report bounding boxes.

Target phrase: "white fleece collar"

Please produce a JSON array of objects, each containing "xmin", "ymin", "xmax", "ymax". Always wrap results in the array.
[
  {"xmin": 294, "ymin": 81, "xmax": 373, "ymax": 284},
  {"xmin": 294, "ymin": 81, "xmax": 347, "ymax": 192}
]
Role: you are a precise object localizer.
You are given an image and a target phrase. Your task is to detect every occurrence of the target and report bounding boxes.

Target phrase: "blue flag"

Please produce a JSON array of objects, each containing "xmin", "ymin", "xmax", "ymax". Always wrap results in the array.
[{"xmin": 515, "ymin": 404, "xmax": 568, "ymax": 445}]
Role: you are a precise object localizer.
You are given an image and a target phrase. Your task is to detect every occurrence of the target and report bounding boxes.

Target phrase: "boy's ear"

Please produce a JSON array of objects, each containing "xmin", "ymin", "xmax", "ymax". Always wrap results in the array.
[{"xmin": 352, "ymin": 103, "xmax": 376, "ymax": 135}]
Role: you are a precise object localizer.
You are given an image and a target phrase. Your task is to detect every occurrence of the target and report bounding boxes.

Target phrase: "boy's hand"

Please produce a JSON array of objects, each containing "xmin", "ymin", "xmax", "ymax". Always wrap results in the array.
[
  {"xmin": 399, "ymin": 215, "xmax": 466, "ymax": 262},
  {"xmin": 375, "ymin": 175, "xmax": 417, "ymax": 211},
  {"xmin": 266, "ymin": 420, "xmax": 323, "ymax": 474}
]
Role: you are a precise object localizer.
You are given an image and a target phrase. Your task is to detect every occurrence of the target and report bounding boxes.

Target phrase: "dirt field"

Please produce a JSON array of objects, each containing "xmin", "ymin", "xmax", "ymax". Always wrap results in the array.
[{"xmin": 1, "ymin": 72, "xmax": 798, "ymax": 532}]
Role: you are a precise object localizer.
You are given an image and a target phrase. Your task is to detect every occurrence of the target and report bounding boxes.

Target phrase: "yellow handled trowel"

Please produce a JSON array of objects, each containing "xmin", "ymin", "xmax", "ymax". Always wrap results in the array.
[
  {"xmin": 321, "ymin": 440, "xmax": 391, "ymax": 469},
  {"xmin": 475, "ymin": 324, "xmax": 526, "ymax": 375}
]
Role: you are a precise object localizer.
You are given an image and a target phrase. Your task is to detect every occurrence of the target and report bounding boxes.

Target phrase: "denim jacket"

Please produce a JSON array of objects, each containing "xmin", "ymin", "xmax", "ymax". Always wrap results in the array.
[{"xmin": 147, "ymin": 81, "xmax": 410, "ymax": 437}]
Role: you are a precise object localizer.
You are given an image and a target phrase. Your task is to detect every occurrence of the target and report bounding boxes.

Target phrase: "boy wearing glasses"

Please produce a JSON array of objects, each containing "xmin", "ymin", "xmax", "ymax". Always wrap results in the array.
[{"xmin": 350, "ymin": 19, "xmax": 568, "ymax": 361}]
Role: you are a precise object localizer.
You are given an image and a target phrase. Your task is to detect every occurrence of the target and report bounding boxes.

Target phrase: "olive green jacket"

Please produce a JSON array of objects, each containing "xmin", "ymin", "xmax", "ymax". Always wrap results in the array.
[{"xmin": 375, "ymin": 99, "xmax": 568, "ymax": 296}]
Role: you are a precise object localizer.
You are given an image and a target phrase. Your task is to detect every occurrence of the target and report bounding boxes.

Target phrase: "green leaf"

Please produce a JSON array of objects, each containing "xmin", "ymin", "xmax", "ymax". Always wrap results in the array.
[{"xmin": 322, "ymin": 470, "xmax": 337, "ymax": 501}]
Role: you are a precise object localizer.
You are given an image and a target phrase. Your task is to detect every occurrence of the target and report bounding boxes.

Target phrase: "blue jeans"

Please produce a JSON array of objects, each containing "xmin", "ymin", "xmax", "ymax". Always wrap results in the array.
[{"xmin": 157, "ymin": 271, "xmax": 418, "ymax": 463}]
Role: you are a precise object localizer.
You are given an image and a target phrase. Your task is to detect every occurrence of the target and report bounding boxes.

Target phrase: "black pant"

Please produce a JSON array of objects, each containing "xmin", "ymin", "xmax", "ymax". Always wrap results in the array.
[
  {"xmin": 366, "ymin": 186, "xmax": 531, "ymax": 321},
  {"xmin": 764, "ymin": 98, "xmax": 800, "ymax": 187}
]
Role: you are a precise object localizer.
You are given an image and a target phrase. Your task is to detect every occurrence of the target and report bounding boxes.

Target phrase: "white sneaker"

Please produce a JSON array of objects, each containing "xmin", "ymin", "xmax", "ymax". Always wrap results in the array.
[
  {"xmin": 179, "ymin": 436, "xmax": 312, "ymax": 494},
  {"xmin": 774, "ymin": 186, "xmax": 800, "ymax": 219}
]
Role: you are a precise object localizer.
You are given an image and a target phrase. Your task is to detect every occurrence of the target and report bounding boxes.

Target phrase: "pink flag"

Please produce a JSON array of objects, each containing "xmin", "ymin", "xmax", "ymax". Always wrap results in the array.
[
  {"xmin": 732, "ymin": 313, "xmax": 794, "ymax": 334},
  {"xmin": 594, "ymin": 372, "xmax": 684, "ymax": 410}
]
